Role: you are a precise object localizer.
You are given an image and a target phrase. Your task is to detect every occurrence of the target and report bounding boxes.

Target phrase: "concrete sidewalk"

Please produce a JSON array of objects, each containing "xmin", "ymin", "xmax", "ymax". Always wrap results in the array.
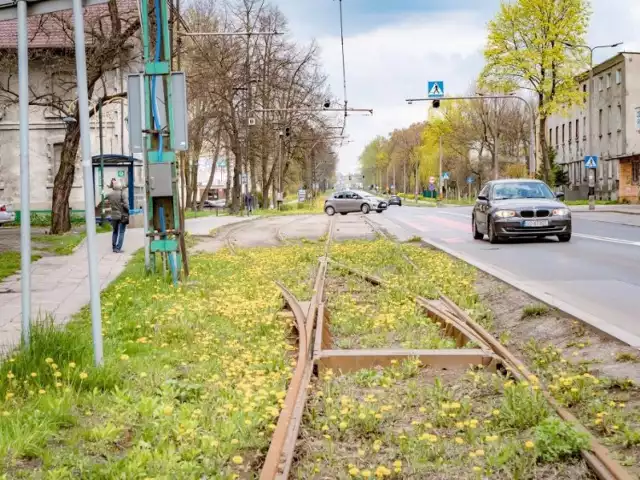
[{"xmin": 0, "ymin": 215, "xmax": 247, "ymax": 353}]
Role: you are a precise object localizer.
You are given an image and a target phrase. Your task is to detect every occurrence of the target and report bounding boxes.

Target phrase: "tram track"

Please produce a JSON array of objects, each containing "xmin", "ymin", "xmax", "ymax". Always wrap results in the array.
[{"xmin": 261, "ymin": 214, "xmax": 634, "ymax": 480}]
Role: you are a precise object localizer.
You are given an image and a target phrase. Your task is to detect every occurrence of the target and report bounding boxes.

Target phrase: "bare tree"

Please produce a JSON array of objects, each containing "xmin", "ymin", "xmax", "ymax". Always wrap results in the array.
[{"xmin": 0, "ymin": 0, "xmax": 143, "ymax": 233}]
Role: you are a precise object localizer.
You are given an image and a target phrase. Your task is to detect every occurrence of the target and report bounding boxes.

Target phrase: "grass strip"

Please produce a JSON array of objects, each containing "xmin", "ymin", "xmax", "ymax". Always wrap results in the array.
[{"xmin": 0, "ymin": 244, "xmax": 323, "ymax": 478}]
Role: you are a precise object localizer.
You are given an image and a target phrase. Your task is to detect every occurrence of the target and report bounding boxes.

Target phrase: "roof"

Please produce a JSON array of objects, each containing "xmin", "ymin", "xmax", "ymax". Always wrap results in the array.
[
  {"xmin": 0, "ymin": 0, "xmax": 138, "ymax": 49},
  {"xmin": 576, "ymin": 52, "xmax": 640, "ymax": 82},
  {"xmin": 489, "ymin": 179, "xmax": 545, "ymax": 184},
  {"xmin": 91, "ymin": 154, "xmax": 142, "ymax": 166}
]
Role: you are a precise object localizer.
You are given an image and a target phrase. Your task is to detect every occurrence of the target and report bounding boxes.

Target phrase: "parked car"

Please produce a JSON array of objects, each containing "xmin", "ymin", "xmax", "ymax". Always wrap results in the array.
[
  {"xmin": 471, "ymin": 179, "xmax": 571, "ymax": 243},
  {"xmin": 388, "ymin": 195, "xmax": 402, "ymax": 206},
  {"xmin": 0, "ymin": 202, "xmax": 16, "ymax": 226},
  {"xmin": 324, "ymin": 190, "xmax": 387, "ymax": 215},
  {"xmin": 203, "ymin": 199, "xmax": 226, "ymax": 209}
]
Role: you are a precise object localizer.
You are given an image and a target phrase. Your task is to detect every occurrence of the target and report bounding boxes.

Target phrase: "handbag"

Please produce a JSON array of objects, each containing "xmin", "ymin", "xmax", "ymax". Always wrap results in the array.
[{"xmin": 120, "ymin": 190, "xmax": 130, "ymax": 225}]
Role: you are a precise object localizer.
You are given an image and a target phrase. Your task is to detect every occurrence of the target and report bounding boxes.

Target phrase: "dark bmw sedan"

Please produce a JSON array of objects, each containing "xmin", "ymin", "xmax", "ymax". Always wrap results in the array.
[{"xmin": 472, "ymin": 179, "xmax": 571, "ymax": 243}]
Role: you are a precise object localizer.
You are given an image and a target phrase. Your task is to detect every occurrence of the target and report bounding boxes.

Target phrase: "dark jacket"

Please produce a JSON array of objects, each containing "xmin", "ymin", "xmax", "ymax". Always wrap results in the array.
[{"xmin": 107, "ymin": 188, "xmax": 128, "ymax": 221}]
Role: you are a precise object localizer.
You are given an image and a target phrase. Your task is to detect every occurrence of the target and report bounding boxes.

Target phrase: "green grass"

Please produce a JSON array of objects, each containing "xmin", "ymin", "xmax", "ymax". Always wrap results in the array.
[
  {"xmin": 32, "ymin": 232, "xmax": 86, "ymax": 255},
  {"xmin": 521, "ymin": 304, "xmax": 550, "ymax": 320},
  {"xmin": 184, "ymin": 209, "xmax": 228, "ymax": 219},
  {"xmin": 0, "ymin": 243, "xmax": 325, "ymax": 478},
  {"xmin": 0, "ymin": 252, "xmax": 42, "ymax": 281}
]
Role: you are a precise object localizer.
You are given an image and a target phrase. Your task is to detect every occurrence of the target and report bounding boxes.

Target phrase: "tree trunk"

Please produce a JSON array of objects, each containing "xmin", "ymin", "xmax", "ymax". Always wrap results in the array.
[
  {"xmin": 231, "ymin": 140, "xmax": 242, "ymax": 213},
  {"xmin": 199, "ymin": 129, "xmax": 222, "ymax": 210},
  {"xmin": 225, "ymin": 154, "xmax": 231, "ymax": 206},
  {"xmin": 51, "ymin": 125, "xmax": 81, "ymax": 234},
  {"xmin": 539, "ymin": 114, "xmax": 549, "ymax": 182}
]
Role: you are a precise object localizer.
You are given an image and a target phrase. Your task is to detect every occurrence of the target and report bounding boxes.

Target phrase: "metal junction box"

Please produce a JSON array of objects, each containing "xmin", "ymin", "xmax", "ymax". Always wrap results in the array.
[{"xmin": 148, "ymin": 162, "xmax": 173, "ymax": 198}]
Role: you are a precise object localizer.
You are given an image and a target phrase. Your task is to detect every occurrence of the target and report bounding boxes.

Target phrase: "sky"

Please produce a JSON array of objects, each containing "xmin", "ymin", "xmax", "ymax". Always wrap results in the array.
[{"xmin": 272, "ymin": 0, "xmax": 640, "ymax": 175}]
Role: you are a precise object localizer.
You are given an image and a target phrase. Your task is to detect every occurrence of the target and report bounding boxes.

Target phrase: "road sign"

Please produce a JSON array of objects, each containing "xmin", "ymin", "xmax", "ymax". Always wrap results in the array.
[
  {"xmin": 584, "ymin": 156, "xmax": 598, "ymax": 169},
  {"xmin": 427, "ymin": 81, "xmax": 444, "ymax": 99},
  {"xmin": 241, "ymin": 173, "xmax": 248, "ymax": 184},
  {"xmin": 298, "ymin": 189, "xmax": 306, "ymax": 202},
  {"xmin": 428, "ymin": 183, "xmax": 436, "ymax": 191},
  {"xmin": 466, "ymin": 176, "xmax": 474, "ymax": 184},
  {"xmin": 442, "ymin": 172, "xmax": 450, "ymax": 180}
]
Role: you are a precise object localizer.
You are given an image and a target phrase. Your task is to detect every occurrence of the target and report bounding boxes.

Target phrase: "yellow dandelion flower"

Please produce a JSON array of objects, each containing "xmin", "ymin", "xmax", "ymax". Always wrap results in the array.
[
  {"xmin": 45, "ymin": 358, "xmax": 54, "ymax": 364},
  {"xmin": 361, "ymin": 470, "xmax": 372, "ymax": 478},
  {"xmin": 349, "ymin": 467, "xmax": 360, "ymax": 476},
  {"xmin": 30, "ymin": 372, "xmax": 38, "ymax": 378},
  {"xmin": 231, "ymin": 455, "xmax": 243, "ymax": 465},
  {"xmin": 525, "ymin": 440, "xmax": 535, "ymax": 449},
  {"xmin": 455, "ymin": 437, "xmax": 465, "ymax": 444},
  {"xmin": 79, "ymin": 372, "xmax": 88, "ymax": 380}
]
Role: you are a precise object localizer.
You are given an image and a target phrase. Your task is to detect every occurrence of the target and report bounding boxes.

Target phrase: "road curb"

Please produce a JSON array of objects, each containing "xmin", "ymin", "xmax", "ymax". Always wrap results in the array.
[{"xmin": 419, "ymin": 237, "xmax": 640, "ymax": 350}]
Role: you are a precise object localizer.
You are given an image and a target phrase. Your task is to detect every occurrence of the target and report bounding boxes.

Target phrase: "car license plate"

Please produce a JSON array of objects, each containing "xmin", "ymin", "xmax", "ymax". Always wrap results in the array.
[{"xmin": 523, "ymin": 220, "xmax": 548, "ymax": 227}]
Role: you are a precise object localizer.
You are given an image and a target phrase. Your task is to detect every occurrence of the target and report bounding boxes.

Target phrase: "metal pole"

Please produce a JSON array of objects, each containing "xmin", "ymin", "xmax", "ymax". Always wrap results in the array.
[
  {"xmin": 439, "ymin": 136, "xmax": 443, "ymax": 199},
  {"xmin": 588, "ymin": 48, "xmax": 596, "ymax": 211},
  {"xmin": 140, "ymin": 73, "xmax": 151, "ymax": 272},
  {"xmin": 494, "ymin": 98, "xmax": 499, "ymax": 180},
  {"xmin": 17, "ymin": 0, "xmax": 31, "ymax": 347},
  {"xmin": 98, "ymin": 98, "xmax": 105, "ymax": 224},
  {"xmin": 71, "ymin": 0, "xmax": 103, "ymax": 366}
]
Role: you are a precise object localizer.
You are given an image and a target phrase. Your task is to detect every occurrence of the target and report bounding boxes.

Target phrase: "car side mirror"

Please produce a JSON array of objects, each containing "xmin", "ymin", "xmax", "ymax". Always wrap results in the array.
[
  {"xmin": 555, "ymin": 192, "xmax": 565, "ymax": 199},
  {"xmin": 477, "ymin": 195, "xmax": 488, "ymax": 201}
]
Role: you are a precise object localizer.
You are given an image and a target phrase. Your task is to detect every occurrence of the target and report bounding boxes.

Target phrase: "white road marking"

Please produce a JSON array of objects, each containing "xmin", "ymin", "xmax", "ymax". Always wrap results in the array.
[{"xmin": 573, "ymin": 233, "xmax": 640, "ymax": 247}]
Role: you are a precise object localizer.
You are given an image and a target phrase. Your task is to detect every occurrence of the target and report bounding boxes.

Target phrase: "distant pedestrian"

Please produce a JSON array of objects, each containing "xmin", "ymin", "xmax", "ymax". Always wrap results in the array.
[{"xmin": 107, "ymin": 179, "xmax": 129, "ymax": 253}]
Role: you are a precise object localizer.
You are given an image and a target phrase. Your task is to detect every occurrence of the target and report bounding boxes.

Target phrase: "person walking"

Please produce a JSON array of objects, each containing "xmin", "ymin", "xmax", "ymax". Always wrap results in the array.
[{"xmin": 107, "ymin": 179, "xmax": 129, "ymax": 253}]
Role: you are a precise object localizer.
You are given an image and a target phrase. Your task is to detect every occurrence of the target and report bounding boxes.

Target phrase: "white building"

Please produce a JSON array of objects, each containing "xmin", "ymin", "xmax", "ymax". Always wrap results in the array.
[
  {"xmin": 0, "ymin": 0, "xmax": 140, "ymax": 212},
  {"xmin": 546, "ymin": 52, "xmax": 640, "ymax": 202}
]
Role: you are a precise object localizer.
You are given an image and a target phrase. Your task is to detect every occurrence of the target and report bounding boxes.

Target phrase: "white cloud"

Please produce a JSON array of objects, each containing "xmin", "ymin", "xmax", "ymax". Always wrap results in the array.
[
  {"xmin": 283, "ymin": 0, "xmax": 640, "ymax": 175},
  {"xmin": 315, "ymin": 11, "xmax": 487, "ymax": 174}
]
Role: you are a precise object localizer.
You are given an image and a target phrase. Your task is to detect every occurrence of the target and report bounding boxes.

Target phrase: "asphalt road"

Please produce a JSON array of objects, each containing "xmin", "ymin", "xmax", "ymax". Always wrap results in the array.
[{"xmin": 371, "ymin": 205, "xmax": 640, "ymax": 344}]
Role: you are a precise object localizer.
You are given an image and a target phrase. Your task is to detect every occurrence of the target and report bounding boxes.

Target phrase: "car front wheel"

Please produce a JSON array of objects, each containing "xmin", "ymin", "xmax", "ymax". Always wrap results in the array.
[
  {"xmin": 488, "ymin": 218, "xmax": 500, "ymax": 244},
  {"xmin": 472, "ymin": 216, "xmax": 483, "ymax": 240},
  {"xmin": 558, "ymin": 234, "xmax": 571, "ymax": 242},
  {"xmin": 325, "ymin": 206, "xmax": 336, "ymax": 216},
  {"xmin": 361, "ymin": 204, "xmax": 371, "ymax": 214}
]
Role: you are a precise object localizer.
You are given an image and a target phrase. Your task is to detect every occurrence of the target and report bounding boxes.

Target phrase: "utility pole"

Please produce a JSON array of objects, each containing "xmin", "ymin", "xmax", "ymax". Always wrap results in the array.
[
  {"xmin": 494, "ymin": 97, "xmax": 499, "ymax": 180},
  {"xmin": 439, "ymin": 136, "xmax": 443, "ymax": 198},
  {"xmin": 562, "ymin": 41, "xmax": 623, "ymax": 211}
]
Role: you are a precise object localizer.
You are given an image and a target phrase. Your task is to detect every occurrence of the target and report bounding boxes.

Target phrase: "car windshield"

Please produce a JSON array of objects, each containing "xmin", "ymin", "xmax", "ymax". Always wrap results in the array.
[{"xmin": 491, "ymin": 182, "xmax": 554, "ymax": 200}]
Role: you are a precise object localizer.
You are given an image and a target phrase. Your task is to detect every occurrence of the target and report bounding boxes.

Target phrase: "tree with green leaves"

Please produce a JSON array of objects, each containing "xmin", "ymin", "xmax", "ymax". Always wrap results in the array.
[{"xmin": 480, "ymin": 0, "xmax": 590, "ymax": 182}]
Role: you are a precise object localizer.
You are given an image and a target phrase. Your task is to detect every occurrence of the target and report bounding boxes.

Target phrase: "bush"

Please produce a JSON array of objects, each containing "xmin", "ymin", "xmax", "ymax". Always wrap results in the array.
[{"xmin": 533, "ymin": 417, "xmax": 590, "ymax": 462}]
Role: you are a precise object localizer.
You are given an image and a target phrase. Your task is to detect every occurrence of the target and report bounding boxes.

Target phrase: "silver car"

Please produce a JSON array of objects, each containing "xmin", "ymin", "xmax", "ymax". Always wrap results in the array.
[
  {"xmin": 0, "ymin": 201, "xmax": 16, "ymax": 226},
  {"xmin": 324, "ymin": 190, "xmax": 387, "ymax": 215}
]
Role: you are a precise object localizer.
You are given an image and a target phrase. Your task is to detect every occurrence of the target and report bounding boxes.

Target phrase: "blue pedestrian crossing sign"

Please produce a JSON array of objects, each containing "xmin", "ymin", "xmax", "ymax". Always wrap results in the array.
[
  {"xmin": 442, "ymin": 172, "xmax": 450, "ymax": 180},
  {"xmin": 584, "ymin": 155, "xmax": 598, "ymax": 169},
  {"xmin": 466, "ymin": 176, "xmax": 474, "ymax": 184},
  {"xmin": 428, "ymin": 81, "xmax": 444, "ymax": 99}
]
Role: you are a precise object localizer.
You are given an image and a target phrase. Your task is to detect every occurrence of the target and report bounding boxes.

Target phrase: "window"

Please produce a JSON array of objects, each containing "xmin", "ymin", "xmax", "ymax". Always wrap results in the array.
[
  {"xmin": 599, "ymin": 76, "xmax": 603, "ymax": 91},
  {"xmin": 607, "ymin": 106, "xmax": 612, "ymax": 134},
  {"xmin": 632, "ymin": 161, "xmax": 640, "ymax": 184},
  {"xmin": 555, "ymin": 126, "xmax": 559, "ymax": 145},
  {"xmin": 576, "ymin": 119, "xmax": 579, "ymax": 141},
  {"xmin": 616, "ymin": 69, "xmax": 621, "ymax": 85},
  {"xmin": 584, "ymin": 117, "xmax": 587, "ymax": 138},
  {"xmin": 606, "ymin": 73, "xmax": 611, "ymax": 89},
  {"xmin": 568, "ymin": 122, "xmax": 572, "ymax": 143},
  {"xmin": 562, "ymin": 124, "xmax": 565, "ymax": 144},
  {"xmin": 549, "ymin": 128, "xmax": 552, "ymax": 144},
  {"xmin": 598, "ymin": 109, "xmax": 603, "ymax": 136},
  {"xmin": 583, "ymin": 84, "xmax": 587, "ymax": 103},
  {"xmin": 617, "ymin": 105, "xmax": 622, "ymax": 131}
]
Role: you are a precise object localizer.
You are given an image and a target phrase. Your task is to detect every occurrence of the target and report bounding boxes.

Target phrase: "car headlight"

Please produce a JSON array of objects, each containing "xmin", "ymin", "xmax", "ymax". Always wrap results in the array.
[
  {"xmin": 494, "ymin": 210, "xmax": 517, "ymax": 218},
  {"xmin": 552, "ymin": 208, "xmax": 570, "ymax": 216}
]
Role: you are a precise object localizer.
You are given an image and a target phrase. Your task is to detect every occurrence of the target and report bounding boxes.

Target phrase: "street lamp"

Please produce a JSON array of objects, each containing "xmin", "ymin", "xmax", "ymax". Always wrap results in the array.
[{"xmin": 562, "ymin": 41, "xmax": 623, "ymax": 210}]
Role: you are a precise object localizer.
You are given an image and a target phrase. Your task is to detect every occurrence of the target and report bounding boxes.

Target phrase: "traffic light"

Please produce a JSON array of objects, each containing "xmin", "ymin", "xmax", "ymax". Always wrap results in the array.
[
  {"xmin": 432, "ymin": 99, "xmax": 440, "ymax": 109},
  {"xmin": 285, "ymin": 127, "xmax": 290, "ymax": 137}
]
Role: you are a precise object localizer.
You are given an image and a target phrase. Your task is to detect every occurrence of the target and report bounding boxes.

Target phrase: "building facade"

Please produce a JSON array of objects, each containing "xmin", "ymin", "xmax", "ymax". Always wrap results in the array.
[
  {"xmin": 546, "ymin": 52, "xmax": 640, "ymax": 202},
  {"xmin": 0, "ymin": 0, "xmax": 140, "ymax": 212}
]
